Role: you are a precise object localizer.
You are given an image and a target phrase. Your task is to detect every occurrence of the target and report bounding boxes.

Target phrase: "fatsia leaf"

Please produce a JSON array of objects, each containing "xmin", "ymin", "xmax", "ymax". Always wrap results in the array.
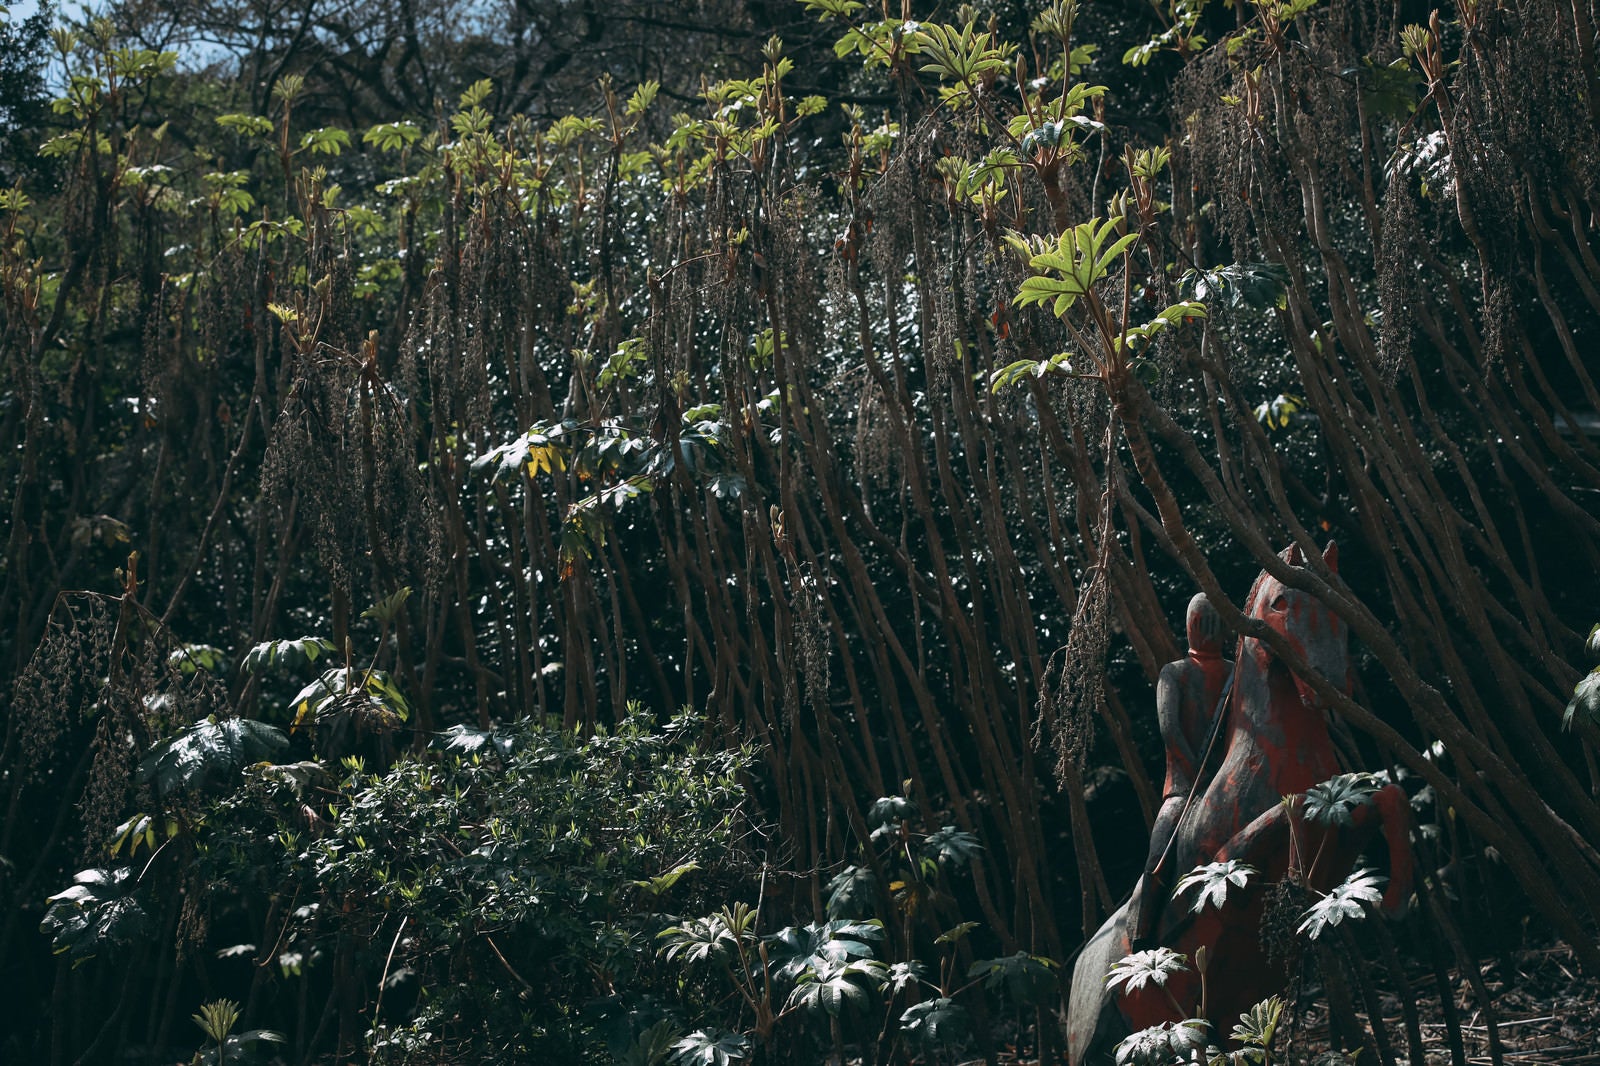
[
  {"xmin": 138, "ymin": 716, "xmax": 288, "ymax": 796},
  {"xmin": 362, "ymin": 586, "xmax": 412, "ymax": 625},
  {"xmin": 784, "ymin": 958, "xmax": 887, "ymax": 1017},
  {"xmin": 1301, "ymin": 773, "xmax": 1379, "ymax": 826},
  {"xmin": 1105, "ymin": 947, "xmax": 1189, "ymax": 994},
  {"xmin": 919, "ymin": 825, "xmax": 982, "ymax": 868},
  {"xmin": 1232, "ymin": 995, "xmax": 1286, "ymax": 1051},
  {"xmin": 825, "ymin": 865, "xmax": 877, "ymax": 918},
  {"xmin": 1116, "ymin": 1020, "xmax": 1211, "ymax": 1066},
  {"xmin": 241, "ymin": 636, "xmax": 334, "ymax": 675},
  {"xmin": 1565, "ymin": 668, "xmax": 1600, "ymax": 729},
  {"xmin": 194, "ymin": 1028, "xmax": 288, "ymax": 1066},
  {"xmin": 899, "ymin": 997, "xmax": 969, "ymax": 1047},
  {"xmin": 865, "ymin": 794, "xmax": 915, "ymax": 830},
  {"xmin": 659, "ymin": 906, "xmax": 755, "ymax": 967},
  {"xmin": 669, "ymin": 1028, "xmax": 751, "ymax": 1066},
  {"xmin": 767, "ymin": 918, "xmax": 884, "ymax": 983},
  {"xmin": 1175, "ymin": 860, "xmax": 1258, "ymax": 913},
  {"xmin": 884, "ymin": 960, "xmax": 927, "ymax": 994},
  {"xmin": 968, "ymin": 951, "xmax": 1060, "ymax": 1005},
  {"xmin": 40, "ymin": 867, "xmax": 151, "ymax": 964},
  {"xmin": 434, "ymin": 723, "xmax": 516, "ymax": 758},
  {"xmin": 1297, "ymin": 869, "xmax": 1386, "ymax": 939}
]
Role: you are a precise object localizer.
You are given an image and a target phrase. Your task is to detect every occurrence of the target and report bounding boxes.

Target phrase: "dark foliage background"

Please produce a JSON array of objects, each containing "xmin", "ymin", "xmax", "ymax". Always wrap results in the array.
[{"xmin": 1, "ymin": 0, "xmax": 1597, "ymax": 1061}]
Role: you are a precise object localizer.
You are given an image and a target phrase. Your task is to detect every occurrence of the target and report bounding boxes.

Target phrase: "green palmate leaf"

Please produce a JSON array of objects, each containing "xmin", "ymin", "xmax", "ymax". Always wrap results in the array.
[
  {"xmin": 900, "ymin": 997, "xmax": 970, "ymax": 1048},
  {"xmin": 1116, "ymin": 1020, "xmax": 1211, "ymax": 1066},
  {"xmin": 362, "ymin": 121, "xmax": 421, "ymax": 152},
  {"xmin": 866, "ymin": 794, "xmax": 915, "ymax": 829},
  {"xmin": 1232, "ymin": 995, "xmax": 1286, "ymax": 1054},
  {"xmin": 1254, "ymin": 393, "xmax": 1304, "ymax": 431},
  {"xmin": 1014, "ymin": 218, "xmax": 1135, "ymax": 317},
  {"xmin": 657, "ymin": 916, "xmax": 736, "ymax": 966},
  {"xmin": 1184, "ymin": 262, "xmax": 1289, "ymax": 308},
  {"xmin": 362, "ymin": 585, "xmax": 412, "ymax": 625},
  {"xmin": 1106, "ymin": 946, "xmax": 1189, "ymax": 994},
  {"xmin": 990, "ymin": 352, "xmax": 1079, "ymax": 391},
  {"xmin": 616, "ymin": 1018, "xmax": 681, "ymax": 1066},
  {"xmin": 659, "ymin": 904, "xmax": 756, "ymax": 967},
  {"xmin": 459, "ymin": 77, "xmax": 494, "ymax": 109},
  {"xmin": 1565, "ymin": 667, "xmax": 1600, "ymax": 729},
  {"xmin": 241, "ymin": 636, "xmax": 335, "ymax": 675},
  {"xmin": 434, "ymin": 723, "xmax": 517, "ymax": 759},
  {"xmin": 1301, "ymin": 772, "xmax": 1379, "ymax": 826},
  {"xmin": 193, "ymin": 998, "xmax": 241, "ymax": 1044},
  {"xmin": 40, "ymin": 867, "xmax": 151, "ymax": 965},
  {"xmin": 1175, "ymin": 860, "xmax": 1258, "ymax": 913},
  {"xmin": 109, "ymin": 812, "xmax": 179, "ymax": 858},
  {"xmin": 1117, "ymin": 302, "xmax": 1207, "ymax": 354},
  {"xmin": 884, "ymin": 959, "xmax": 927, "ymax": 994},
  {"xmin": 138, "ymin": 716, "xmax": 289, "ymax": 796},
  {"xmin": 299, "ymin": 127, "xmax": 351, "ymax": 156},
  {"xmin": 215, "ymin": 112, "xmax": 273, "ymax": 138},
  {"xmin": 825, "ymin": 865, "xmax": 877, "ymax": 918},
  {"xmin": 289, "ymin": 667, "xmax": 411, "ymax": 731},
  {"xmin": 786, "ymin": 957, "xmax": 888, "ymax": 1017},
  {"xmin": 670, "ymin": 1029, "xmax": 751, "ymax": 1066},
  {"xmin": 913, "ymin": 21, "xmax": 1012, "ymax": 101},
  {"xmin": 1297, "ymin": 868, "xmax": 1386, "ymax": 939},
  {"xmin": 168, "ymin": 643, "xmax": 225, "ymax": 676},
  {"xmin": 800, "ymin": 0, "xmax": 864, "ymax": 18},
  {"xmin": 969, "ymin": 951, "xmax": 1060, "ymax": 1005},
  {"xmin": 1583, "ymin": 622, "xmax": 1600, "ymax": 663},
  {"xmin": 193, "ymin": 1025, "xmax": 287, "ymax": 1066},
  {"xmin": 767, "ymin": 918, "xmax": 885, "ymax": 983},
  {"xmin": 919, "ymin": 825, "xmax": 982, "ymax": 868},
  {"xmin": 626, "ymin": 80, "xmax": 660, "ymax": 116},
  {"xmin": 254, "ymin": 760, "xmax": 329, "ymax": 793},
  {"xmin": 936, "ymin": 921, "xmax": 979, "ymax": 945}
]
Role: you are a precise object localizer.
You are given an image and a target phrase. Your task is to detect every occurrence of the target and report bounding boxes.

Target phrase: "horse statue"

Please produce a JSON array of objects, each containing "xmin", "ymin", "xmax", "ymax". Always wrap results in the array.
[{"xmin": 1067, "ymin": 543, "xmax": 1414, "ymax": 1065}]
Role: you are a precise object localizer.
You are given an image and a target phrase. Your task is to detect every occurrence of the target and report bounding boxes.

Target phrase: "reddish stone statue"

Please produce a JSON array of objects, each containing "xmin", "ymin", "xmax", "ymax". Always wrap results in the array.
[
  {"xmin": 1067, "ymin": 544, "xmax": 1415, "ymax": 1065},
  {"xmin": 1126, "ymin": 593, "xmax": 1233, "ymax": 946}
]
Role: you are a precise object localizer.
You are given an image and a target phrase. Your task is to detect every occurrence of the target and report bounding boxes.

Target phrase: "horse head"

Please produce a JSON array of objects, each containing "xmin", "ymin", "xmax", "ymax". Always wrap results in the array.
[{"xmin": 1246, "ymin": 541, "xmax": 1350, "ymax": 710}]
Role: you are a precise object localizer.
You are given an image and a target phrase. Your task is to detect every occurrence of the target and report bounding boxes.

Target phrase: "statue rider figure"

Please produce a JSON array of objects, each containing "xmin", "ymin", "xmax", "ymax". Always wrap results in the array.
[{"xmin": 1127, "ymin": 592, "xmax": 1232, "ymax": 944}]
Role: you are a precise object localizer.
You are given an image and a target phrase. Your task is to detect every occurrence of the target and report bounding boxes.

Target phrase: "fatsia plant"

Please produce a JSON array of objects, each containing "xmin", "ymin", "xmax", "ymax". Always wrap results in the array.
[
  {"xmin": 670, "ymin": 1029, "xmax": 752, "ymax": 1066},
  {"xmin": 39, "ymin": 866, "xmax": 150, "ymax": 965},
  {"xmin": 966, "ymin": 950, "xmax": 1059, "ymax": 1006},
  {"xmin": 137, "ymin": 716, "xmax": 289, "ymax": 797},
  {"xmin": 1228, "ymin": 996, "xmax": 1286, "ymax": 1066},
  {"xmin": 784, "ymin": 957, "xmax": 889, "ymax": 1019},
  {"xmin": 189, "ymin": 998, "xmax": 285, "ymax": 1066},
  {"xmin": 1115, "ymin": 1019, "xmax": 1210, "ymax": 1066}
]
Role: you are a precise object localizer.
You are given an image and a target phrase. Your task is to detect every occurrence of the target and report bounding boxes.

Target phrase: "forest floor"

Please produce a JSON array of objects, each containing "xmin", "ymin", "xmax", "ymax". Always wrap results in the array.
[
  {"xmin": 1406, "ymin": 942, "xmax": 1597, "ymax": 1066},
  {"xmin": 978, "ymin": 939, "xmax": 1597, "ymax": 1066},
  {"xmin": 1276, "ymin": 940, "xmax": 1596, "ymax": 1066}
]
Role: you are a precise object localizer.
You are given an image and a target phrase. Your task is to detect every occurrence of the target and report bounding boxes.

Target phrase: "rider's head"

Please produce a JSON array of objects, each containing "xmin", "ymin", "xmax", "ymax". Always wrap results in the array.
[{"xmin": 1187, "ymin": 592, "xmax": 1224, "ymax": 656}]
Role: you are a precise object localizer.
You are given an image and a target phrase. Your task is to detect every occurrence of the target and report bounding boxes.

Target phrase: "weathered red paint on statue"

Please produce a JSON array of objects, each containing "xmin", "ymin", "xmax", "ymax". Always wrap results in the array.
[
  {"xmin": 1068, "ymin": 544, "xmax": 1415, "ymax": 1065},
  {"xmin": 1125, "ymin": 593, "xmax": 1233, "ymax": 946}
]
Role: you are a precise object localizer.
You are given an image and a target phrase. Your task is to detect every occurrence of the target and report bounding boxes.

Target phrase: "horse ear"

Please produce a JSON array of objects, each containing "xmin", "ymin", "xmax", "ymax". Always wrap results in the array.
[
  {"xmin": 1323, "ymin": 540, "xmax": 1339, "ymax": 572},
  {"xmin": 1285, "ymin": 543, "xmax": 1305, "ymax": 566}
]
